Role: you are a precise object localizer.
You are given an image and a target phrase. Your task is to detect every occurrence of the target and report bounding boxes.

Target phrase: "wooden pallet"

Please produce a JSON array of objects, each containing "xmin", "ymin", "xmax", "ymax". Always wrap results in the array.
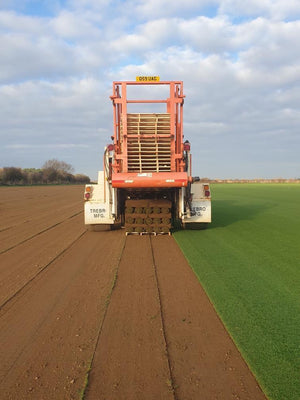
[{"xmin": 122, "ymin": 113, "xmax": 172, "ymax": 173}]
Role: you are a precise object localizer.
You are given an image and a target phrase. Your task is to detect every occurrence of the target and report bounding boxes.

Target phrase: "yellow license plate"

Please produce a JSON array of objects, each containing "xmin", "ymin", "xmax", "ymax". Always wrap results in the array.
[{"xmin": 136, "ymin": 76, "xmax": 160, "ymax": 82}]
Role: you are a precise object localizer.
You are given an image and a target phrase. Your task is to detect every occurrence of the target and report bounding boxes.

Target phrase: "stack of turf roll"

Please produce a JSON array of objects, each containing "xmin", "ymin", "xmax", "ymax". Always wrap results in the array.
[{"xmin": 125, "ymin": 199, "xmax": 171, "ymax": 234}]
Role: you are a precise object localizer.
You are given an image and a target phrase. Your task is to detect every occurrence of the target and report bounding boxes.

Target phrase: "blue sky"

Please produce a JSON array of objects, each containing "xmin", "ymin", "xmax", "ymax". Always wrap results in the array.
[
  {"xmin": 1, "ymin": 0, "xmax": 63, "ymax": 16},
  {"xmin": 1, "ymin": 0, "xmax": 300, "ymax": 179}
]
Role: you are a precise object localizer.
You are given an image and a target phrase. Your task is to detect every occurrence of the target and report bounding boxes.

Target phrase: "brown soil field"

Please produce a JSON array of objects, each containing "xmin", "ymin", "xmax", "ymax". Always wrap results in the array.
[{"xmin": 0, "ymin": 185, "xmax": 267, "ymax": 399}]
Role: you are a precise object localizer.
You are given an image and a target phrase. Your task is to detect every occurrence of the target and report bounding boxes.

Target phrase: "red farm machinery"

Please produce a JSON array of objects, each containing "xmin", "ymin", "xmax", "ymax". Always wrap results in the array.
[{"xmin": 84, "ymin": 78, "xmax": 211, "ymax": 233}]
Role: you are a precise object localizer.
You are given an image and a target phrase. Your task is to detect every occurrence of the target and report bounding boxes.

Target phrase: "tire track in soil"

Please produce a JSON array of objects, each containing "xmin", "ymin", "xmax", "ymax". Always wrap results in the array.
[
  {"xmin": 0, "ymin": 208, "xmax": 83, "ymax": 254},
  {"xmin": 0, "ymin": 213, "xmax": 86, "ymax": 309},
  {"xmin": 149, "ymin": 235, "xmax": 177, "ymax": 399},
  {"xmin": 151, "ymin": 235, "xmax": 267, "ymax": 400},
  {"xmin": 0, "ymin": 185, "xmax": 83, "ymax": 231},
  {"xmin": 79, "ymin": 235, "xmax": 127, "ymax": 400},
  {"xmin": 0, "ymin": 210, "xmax": 83, "ymax": 255},
  {"xmin": 0, "ymin": 202, "xmax": 81, "ymax": 233},
  {"xmin": 85, "ymin": 235, "xmax": 175, "ymax": 400},
  {"xmin": 0, "ymin": 185, "xmax": 83, "ymax": 253},
  {"xmin": 0, "ymin": 230, "xmax": 125, "ymax": 400}
]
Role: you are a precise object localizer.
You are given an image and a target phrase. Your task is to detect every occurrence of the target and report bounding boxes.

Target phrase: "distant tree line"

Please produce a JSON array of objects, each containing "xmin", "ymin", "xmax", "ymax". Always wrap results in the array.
[{"xmin": 0, "ymin": 159, "xmax": 90, "ymax": 185}]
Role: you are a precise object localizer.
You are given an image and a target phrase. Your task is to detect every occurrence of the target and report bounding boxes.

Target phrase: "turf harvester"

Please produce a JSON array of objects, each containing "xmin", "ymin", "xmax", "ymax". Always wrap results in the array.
[{"xmin": 84, "ymin": 78, "xmax": 211, "ymax": 234}]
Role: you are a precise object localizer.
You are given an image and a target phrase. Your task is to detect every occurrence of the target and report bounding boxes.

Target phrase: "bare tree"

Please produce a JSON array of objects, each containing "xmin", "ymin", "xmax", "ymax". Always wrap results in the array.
[
  {"xmin": 0, "ymin": 161, "xmax": 90, "ymax": 185},
  {"xmin": 42, "ymin": 159, "xmax": 74, "ymax": 174}
]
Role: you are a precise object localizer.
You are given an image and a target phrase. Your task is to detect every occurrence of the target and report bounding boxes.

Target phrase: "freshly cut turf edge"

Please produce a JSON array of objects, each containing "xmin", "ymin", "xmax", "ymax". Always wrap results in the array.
[{"xmin": 174, "ymin": 184, "xmax": 300, "ymax": 400}]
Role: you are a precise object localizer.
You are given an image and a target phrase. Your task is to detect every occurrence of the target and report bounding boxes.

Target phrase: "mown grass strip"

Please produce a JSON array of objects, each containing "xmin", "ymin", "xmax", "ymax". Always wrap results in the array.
[{"xmin": 174, "ymin": 184, "xmax": 300, "ymax": 400}]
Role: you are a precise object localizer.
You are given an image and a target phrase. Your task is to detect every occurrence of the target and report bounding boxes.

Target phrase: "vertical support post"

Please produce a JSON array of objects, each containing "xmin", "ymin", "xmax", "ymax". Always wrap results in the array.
[
  {"xmin": 169, "ymin": 82, "xmax": 176, "ymax": 171},
  {"xmin": 121, "ymin": 82, "xmax": 128, "ymax": 172},
  {"xmin": 179, "ymin": 85, "xmax": 184, "ymax": 171},
  {"xmin": 175, "ymin": 100, "xmax": 179, "ymax": 169},
  {"xmin": 111, "ymin": 83, "xmax": 121, "ymax": 173}
]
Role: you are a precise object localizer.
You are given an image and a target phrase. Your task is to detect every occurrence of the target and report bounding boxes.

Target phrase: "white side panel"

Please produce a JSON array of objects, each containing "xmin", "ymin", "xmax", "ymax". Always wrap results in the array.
[
  {"xmin": 187, "ymin": 200, "xmax": 211, "ymax": 223},
  {"xmin": 183, "ymin": 182, "xmax": 212, "ymax": 224},
  {"xmin": 84, "ymin": 202, "xmax": 114, "ymax": 224},
  {"xmin": 98, "ymin": 171, "xmax": 104, "ymax": 185},
  {"xmin": 89, "ymin": 184, "xmax": 105, "ymax": 202},
  {"xmin": 84, "ymin": 171, "xmax": 115, "ymax": 225},
  {"xmin": 191, "ymin": 182, "xmax": 206, "ymax": 200}
]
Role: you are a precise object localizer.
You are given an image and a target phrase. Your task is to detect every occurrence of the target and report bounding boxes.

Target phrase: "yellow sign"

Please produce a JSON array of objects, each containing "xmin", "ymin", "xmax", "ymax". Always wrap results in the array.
[{"xmin": 136, "ymin": 76, "xmax": 160, "ymax": 82}]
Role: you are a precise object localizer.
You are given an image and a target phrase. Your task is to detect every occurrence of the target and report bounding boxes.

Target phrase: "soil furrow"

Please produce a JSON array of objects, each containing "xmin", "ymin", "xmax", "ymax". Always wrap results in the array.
[
  {"xmin": 0, "ymin": 208, "xmax": 83, "ymax": 253},
  {"xmin": 0, "ymin": 201, "xmax": 82, "ymax": 230},
  {"xmin": 149, "ymin": 235, "xmax": 177, "ymax": 399},
  {"xmin": 0, "ymin": 210, "xmax": 83, "ymax": 255},
  {"xmin": 80, "ymin": 236, "xmax": 127, "ymax": 399},
  {"xmin": 85, "ymin": 235, "xmax": 174, "ymax": 400},
  {"xmin": 0, "ymin": 230, "xmax": 125, "ymax": 400},
  {"xmin": 0, "ymin": 185, "xmax": 83, "ymax": 252},
  {"xmin": 0, "ymin": 218, "xmax": 86, "ymax": 309},
  {"xmin": 0, "ymin": 185, "xmax": 83, "ymax": 228},
  {"xmin": 151, "ymin": 235, "xmax": 267, "ymax": 400}
]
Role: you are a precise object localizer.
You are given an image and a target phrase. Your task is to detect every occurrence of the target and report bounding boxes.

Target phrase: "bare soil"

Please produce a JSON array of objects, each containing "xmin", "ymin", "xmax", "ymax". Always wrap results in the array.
[
  {"xmin": 0, "ymin": 186, "xmax": 267, "ymax": 399},
  {"xmin": 85, "ymin": 236, "xmax": 174, "ymax": 400}
]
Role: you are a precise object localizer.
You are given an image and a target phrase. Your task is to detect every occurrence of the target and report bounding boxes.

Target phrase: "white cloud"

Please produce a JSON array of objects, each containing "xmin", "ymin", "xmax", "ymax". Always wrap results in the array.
[
  {"xmin": 50, "ymin": 10, "xmax": 101, "ymax": 39},
  {"xmin": 219, "ymin": 0, "xmax": 300, "ymax": 20},
  {"xmin": 0, "ymin": 10, "xmax": 46, "ymax": 33},
  {"xmin": 67, "ymin": 0, "xmax": 110, "ymax": 10},
  {"xmin": 0, "ymin": 9, "xmax": 109, "ymax": 84},
  {"xmin": 238, "ymin": 20, "xmax": 300, "ymax": 70},
  {"xmin": 1, "ymin": 35, "xmax": 86, "ymax": 83},
  {"xmin": 0, "ymin": 1, "xmax": 299, "ymax": 178},
  {"xmin": 130, "ymin": 0, "xmax": 219, "ymax": 19}
]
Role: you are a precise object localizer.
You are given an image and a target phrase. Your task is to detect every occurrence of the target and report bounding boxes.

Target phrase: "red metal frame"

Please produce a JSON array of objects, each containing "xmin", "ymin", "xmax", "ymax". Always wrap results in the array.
[
  {"xmin": 110, "ymin": 81, "xmax": 189, "ymax": 188},
  {"xmin": 112, "ymin": 172, "xmax": 188, "ymax": 188}
]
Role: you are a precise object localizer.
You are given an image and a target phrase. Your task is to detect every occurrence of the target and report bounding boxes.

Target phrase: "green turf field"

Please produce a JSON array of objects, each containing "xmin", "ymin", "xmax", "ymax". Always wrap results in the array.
[{"xmin": 174, "ymin": 184, "xmax": 300, "ymax": 400}]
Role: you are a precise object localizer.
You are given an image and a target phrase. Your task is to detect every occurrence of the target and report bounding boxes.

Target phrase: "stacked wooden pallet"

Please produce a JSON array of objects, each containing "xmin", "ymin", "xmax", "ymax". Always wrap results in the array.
[
  {"xmin": 125, "ymin": 199, "xmax": 172, "ymax": 234},
  {"xmin": 123, "ymin": 113, "xmax": 171, "ymax": 173}
]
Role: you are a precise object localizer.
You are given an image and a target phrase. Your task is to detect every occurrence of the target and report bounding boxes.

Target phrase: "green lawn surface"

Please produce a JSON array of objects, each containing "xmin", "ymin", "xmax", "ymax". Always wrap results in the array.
[{"xmin": 174, "ymin": 184, "xmax": 300, "ymax": 400}]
